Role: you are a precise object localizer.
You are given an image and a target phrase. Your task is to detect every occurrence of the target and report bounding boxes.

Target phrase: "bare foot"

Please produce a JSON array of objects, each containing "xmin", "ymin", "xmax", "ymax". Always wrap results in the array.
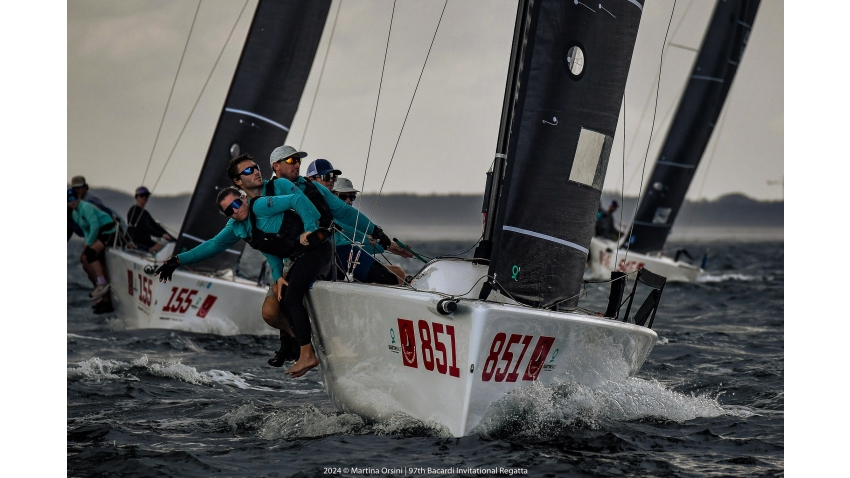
[{"xmin": 286, "ymin": 344, "xmax": 319, "ymax": 378}]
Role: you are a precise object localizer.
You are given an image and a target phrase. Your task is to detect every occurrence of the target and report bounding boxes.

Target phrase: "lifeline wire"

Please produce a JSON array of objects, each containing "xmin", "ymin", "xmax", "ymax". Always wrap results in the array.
[
  {"xmin": 140, "ymin": 0, "xmax": 201, "ymax": 187},
  {"xmin": 150, "ymin": 0, "xmax": 250, "ymax": 194},
  {"xmin": 370, "ymin": 0, "xmax": 449, "ymax": 218},
  {"xmin": 623, "ymin": 0, "xmax": 677, "ymax": 264}
]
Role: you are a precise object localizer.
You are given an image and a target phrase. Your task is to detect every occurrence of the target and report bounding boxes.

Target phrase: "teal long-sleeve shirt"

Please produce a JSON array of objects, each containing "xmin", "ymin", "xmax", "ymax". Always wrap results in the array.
[
  {"xmin": 71, "ymin": 200, "xmax": 116, "ymax": 246},
  {"xmin": 177, "ymin": 193, "xmax": 319, "ymax": 282},
  {"xmin": 290, "ymin": 177, "xmax": 376, "ymax": 237}
]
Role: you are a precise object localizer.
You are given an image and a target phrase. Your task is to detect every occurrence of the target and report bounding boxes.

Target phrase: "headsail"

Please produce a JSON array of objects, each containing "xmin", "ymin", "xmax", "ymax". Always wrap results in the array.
[
  {"xmin": 176, "ymin": 0, "xmax": 332, "ymax": 271},
  {"xmin": 628, "ymin": 0, "xmax": 760, "ymax": 254},
  {"xmin": 482, "ymin": 0, "xmax": 644, "ymax": 308}
]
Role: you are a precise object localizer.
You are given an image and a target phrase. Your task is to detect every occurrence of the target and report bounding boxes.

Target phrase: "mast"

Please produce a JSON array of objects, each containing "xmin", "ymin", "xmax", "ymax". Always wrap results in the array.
[
  {"xmin": 175, "ymin": 0, "xmax": 332, "ymax": 272},
  {"xmin": 628, "ymin": 0, "xmax": 760, "ymax": 254},
  {"xmin": 473, "ymin": 0, "xmax": 531, "ymax": 263},
  {"xmin": 485, "ymin": 0, "xmax": 645, "ymax": 309}
]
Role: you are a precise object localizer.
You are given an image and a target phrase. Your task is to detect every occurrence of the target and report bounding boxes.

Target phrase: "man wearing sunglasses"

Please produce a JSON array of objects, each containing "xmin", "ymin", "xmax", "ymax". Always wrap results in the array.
[
  {"xmin": 156, "ymin": 182, "xmax": 328, "ymax": 378},
  {"xmin": 127, "ymin": 186, "xmax": 175, "ymax": 254}
]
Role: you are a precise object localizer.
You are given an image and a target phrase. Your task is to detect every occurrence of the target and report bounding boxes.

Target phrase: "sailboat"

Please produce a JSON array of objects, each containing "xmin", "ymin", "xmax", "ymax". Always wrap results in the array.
[
  {"xmin": 104, "ymin": 0, "xmax": 333, "ymax": 335},
  {"xmin": 308, "ymin": 0, "xmax": 663, "ymax": 437},
  {"xmin": 587, "ymin": 0, "xmax": 761, "ymax": 282}
]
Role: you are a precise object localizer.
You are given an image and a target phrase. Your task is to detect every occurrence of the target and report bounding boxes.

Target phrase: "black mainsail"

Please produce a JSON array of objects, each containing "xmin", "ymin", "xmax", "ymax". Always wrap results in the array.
[
  {"xmin": 175, "ymin": 0, "xmax": 332, "ymax": 271},
  {"xmin": 628, "ymin": 0, "xmax": 760, "ymax": 254},
  {"xmin": 479, "ymin": 0, "xmax": 645, "ymax": 308}
]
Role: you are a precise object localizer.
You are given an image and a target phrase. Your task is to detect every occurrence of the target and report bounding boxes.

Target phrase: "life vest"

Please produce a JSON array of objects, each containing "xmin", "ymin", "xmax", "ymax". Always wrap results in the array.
[
  {"xmin": 269, "ymin": 177, "xmax": 333, "ymax": 229},
  {"xmin": 244, "ymin": 196, "xmax": 305, "ymax": 259}
]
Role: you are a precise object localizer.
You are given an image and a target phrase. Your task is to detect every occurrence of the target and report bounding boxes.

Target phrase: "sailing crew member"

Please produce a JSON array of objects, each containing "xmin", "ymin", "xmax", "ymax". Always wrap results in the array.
[
  {"xmin": 154, "ymin": 185, "xmax": 329, "ymax": 378},
  {"xmin": 68, "ymin": 188, "xmax": 119, "ymax": 313},
  {"xmin": 126, "ymin": 186, "xmax": 175, "ymax": 254},
  {"xmin": 595, "ymin": 200, "xmax": 620, "ymax": 241},
  {"xmin": 327, "ymin": 175, "xmax": 410, "ymax": 284}
]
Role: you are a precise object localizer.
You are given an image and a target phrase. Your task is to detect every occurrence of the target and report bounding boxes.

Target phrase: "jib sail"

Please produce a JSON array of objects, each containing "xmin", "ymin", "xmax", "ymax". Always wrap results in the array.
[{"xmin": 628, "ymin": 0, "xmax": 760, "ymax": 254}]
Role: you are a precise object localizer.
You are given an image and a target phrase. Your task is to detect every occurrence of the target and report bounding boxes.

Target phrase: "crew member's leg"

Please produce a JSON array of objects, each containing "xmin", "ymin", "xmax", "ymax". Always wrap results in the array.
[
  {"xmin": 264, "ymin": 282, "xmax": 299, "ymax": 367},
  {"xmin": 282, "ymin": 243, "xmax": 332, "ymax": 377}
]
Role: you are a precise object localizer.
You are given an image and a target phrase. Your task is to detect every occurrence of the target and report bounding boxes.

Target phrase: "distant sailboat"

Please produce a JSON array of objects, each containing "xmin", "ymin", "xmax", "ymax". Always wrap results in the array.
[
  {"xmin": 588, "ymin": 0, "xmax": 761, "ymax": 282},
  {"xmin": 105, "ymin": 0, "xmax": 332, "ymax": 334},
  {"xmin": 309, "ymin": 0, "xmax": 662, "ymax": 437}
]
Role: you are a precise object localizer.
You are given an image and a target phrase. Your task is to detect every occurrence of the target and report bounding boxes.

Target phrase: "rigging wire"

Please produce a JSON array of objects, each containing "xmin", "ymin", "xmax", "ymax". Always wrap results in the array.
[
  {"xmin": 623, "ymin": 0, "xmax": 678, "ymax": 264},
  {"xmin": 621, "ymin": 0, "xmax": 695, "ymax": 191},
  {"xmin": 370, "ymin": 0, "xmax": 449, "ymax": 218},
  {"xmin": 140, "ymin": 0, "xmax": 202, "ymax": 187},
  {"xmin": 295, "ymin": 0, "xmax": 343, "ymax": 150},
  {"xmin": 150, "ymin": 0, "xmax": 251, "ymax": 194},
  {"xmin": 349, "ymin": 0, "xmax": 396, "ymax": 275}
]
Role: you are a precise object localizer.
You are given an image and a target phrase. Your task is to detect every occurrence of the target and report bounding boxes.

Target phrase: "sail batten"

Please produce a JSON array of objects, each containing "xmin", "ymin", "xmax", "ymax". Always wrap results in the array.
[
  {"xmin": 628, "ymin": 0, "xmax": 760, "ymax": 254},
  {"xmin": 175, "ymin": 0, "xmax": 332, "ymax": 271}
]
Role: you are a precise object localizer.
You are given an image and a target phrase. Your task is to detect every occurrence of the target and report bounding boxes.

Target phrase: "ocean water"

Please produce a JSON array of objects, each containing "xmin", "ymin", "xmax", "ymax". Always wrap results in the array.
[{"xmin": 67, "ymin": 238, "xmax": 783, "ymax": 476}]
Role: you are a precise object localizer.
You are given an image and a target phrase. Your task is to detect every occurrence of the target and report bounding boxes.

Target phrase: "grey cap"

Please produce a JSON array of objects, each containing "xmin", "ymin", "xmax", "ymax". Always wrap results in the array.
[
  {"xmin": 269, "ymin": 145, "xmax": 307, "ymax": 167},
  {"xmin": 332, "ymin": 177, "xmax": 360, "ymax": 194},
  {"xmin": 71, "ymin": 175, "xmax": 87, "ymax": 188}
]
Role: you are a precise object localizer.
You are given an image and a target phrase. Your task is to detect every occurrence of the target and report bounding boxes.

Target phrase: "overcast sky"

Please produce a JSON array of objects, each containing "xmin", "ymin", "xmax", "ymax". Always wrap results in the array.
[{"xmin": 67, "ymin": 0, "xmax": 783, "ymax": 200}]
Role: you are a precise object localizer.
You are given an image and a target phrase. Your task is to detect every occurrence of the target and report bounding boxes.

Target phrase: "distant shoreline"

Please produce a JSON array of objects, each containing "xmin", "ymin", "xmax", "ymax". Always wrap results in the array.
[{"xmin": 86, "ymin": 188, "xmax": 783, "ymax": 242}]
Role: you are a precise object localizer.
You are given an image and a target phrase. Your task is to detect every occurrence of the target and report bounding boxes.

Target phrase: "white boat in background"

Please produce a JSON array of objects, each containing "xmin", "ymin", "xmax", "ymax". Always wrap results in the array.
[
  {"xmin": 587, "ymin": 0, "xmax": 760, "ymax": 282},
  {"xmin": 587, "ymin": 236, "xmax": 702, "ymax": 282},
  {"xmin": 106, "ymin": 245, "xmax": 270, "ymax": 335},
  {"xmin": 103, "ymin": 0, "xmax": 334, "ymax": 335}
]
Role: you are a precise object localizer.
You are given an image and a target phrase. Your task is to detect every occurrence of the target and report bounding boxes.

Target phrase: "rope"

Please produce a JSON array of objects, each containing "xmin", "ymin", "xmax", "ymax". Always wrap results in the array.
[
  {"xmin": 349, "ymin": 0, "xmax": 396, "ymax": 275},
  {"xmin": 622, "ymin": 0, "xmax": 694, "ymax": 192},
  {"xmin": 149, "ymin": 0, "xmax": 250, "ymax": 194},
  {"xmin": 369, "ymin": 0, "xmax": 449, "ymax": 218},
  {"xmin": 623, "ymin": 0, "xmax": 677, "ymax": 264},
  {"xmin": 140, "ymin": 0, "xmax": 201, "ymax": 187},
  {"xmin": 296, "ymin": 0, "xmax": 343, "ymax": 150}
]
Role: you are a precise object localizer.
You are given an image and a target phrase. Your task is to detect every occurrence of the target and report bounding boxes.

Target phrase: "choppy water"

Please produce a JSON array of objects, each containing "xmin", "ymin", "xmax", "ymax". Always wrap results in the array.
[{"xmin": 67, "ymin": 238, "xmax": 783, "ymax": 476}]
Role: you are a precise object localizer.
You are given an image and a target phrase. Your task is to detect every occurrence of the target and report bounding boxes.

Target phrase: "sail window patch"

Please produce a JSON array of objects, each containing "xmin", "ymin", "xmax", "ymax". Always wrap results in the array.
[
  {"xmin": 569, "ymin": 127, "xmax": 613, "ymax": 190},
  {"xmin": 652, "ymin": 207, "xmax": 672, "ymax": 224},
  {"xmin": 566, "ymin": 45, "xmax": 585, "ymax": 77}
]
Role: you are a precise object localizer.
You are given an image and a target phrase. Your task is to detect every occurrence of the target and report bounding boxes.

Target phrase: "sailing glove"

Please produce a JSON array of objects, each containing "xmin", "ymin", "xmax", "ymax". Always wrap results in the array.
[
  {"xmin": 372, "ymin": 226, "xmax": 392, "ymax": 249},
  {"xmin": 154, "ymin": 257, "xmax": 180, "ymax": 282}
]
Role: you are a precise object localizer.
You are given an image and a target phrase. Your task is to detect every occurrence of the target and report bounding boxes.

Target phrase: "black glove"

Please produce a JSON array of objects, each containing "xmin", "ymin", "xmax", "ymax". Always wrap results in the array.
[
  {"xmin": 154, "ymin": 257, "xmax": 180, "ymax": 282},
  {"xmin": 372, "ymin": 225, "xmax": 391, "ymax": 249}
]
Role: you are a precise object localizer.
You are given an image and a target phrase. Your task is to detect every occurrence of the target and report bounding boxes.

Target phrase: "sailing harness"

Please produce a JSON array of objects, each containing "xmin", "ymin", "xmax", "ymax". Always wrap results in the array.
[{"xmin": 242, "ymin": 178, "xmax": 333, "ymax": 260}]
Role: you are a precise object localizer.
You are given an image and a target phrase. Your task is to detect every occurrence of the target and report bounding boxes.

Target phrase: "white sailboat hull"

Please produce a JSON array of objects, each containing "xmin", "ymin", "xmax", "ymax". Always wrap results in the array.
[
  {"xmin": 105, "ymin": 248, "xmax": 273, "ymax": 336},
  {"xmin": 306, "ymin": 259, "xmax": 657, "ymax": 437},
  {"xmin": 586, "ymin": 237, "xmax": 704, "ymax": 282}
]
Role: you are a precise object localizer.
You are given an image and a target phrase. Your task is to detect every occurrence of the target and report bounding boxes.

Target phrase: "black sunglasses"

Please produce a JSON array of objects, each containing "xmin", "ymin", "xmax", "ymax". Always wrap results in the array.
[
  {"xmin": 222, "ymin": 198, "xmax": 244, "ymax": 217},
  {"xmin": 239, "ymin": 164, "xmax": 260, "ymax": 176},
  {"xmin": 136, "ymin": 193, "xmax": 151, "ymax": 198},
  {"xmin": 318, "ymin": 172, "xmax": 338, "ymax": 182},
  {"xmin": 337, "ymin": 193, "xmax": 356, "ymax": 202}
]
